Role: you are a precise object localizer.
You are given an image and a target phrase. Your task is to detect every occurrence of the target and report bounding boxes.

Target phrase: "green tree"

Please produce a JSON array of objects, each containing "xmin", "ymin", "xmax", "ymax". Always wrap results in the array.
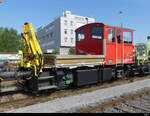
[
  {"xmin": 52, "ymin": 48, "xmax": 59, "ymax": 54},
  {"xmin": 0, "ymin": 27, "xmax": 23, "ymax": 52},
  {"xmin": 69, "ymin": 47, "xmax": 76, "ymax": 55}
]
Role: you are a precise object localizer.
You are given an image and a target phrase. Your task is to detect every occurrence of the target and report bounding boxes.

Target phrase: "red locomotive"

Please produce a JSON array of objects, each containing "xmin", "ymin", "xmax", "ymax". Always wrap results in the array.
[{"xmin": 76, "ymin": 23, "xmax": 134, "ymax": 65}]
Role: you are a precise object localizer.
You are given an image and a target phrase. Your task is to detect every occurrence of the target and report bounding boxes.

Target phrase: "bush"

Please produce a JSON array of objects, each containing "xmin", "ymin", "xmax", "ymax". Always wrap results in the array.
[
  {"xmin": 52, "ymin": 48, "xmax": 59, "ymax": 54},
  {"xmin": 69, "ymin": 47, "xmax": 76, "ymax": 55}
]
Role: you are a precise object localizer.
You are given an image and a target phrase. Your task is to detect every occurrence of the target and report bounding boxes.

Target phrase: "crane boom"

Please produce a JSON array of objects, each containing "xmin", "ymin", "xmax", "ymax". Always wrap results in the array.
[{"xmin": 20, "ymin": 22, "xmax": 43, "ymax": 76}]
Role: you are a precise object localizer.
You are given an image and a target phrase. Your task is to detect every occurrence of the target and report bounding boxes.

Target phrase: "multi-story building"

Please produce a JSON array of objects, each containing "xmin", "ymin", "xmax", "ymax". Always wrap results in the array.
[{"xmin": 36, "ymin": 11, "xmax": 95, "ymax": 55}]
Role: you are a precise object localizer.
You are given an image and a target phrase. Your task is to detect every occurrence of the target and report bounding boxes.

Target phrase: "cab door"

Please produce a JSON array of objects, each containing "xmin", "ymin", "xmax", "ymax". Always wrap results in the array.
[
  {"xmin": 105, "ymin": 27, "xmax": 123, "ymax": 65},
  {"xmin": 105, "ymin": 27, "xmax": 116, "ymax": 65},
  {"xmin": 116, "ymin": 29, "xmax": 123, "ymax": 64}
]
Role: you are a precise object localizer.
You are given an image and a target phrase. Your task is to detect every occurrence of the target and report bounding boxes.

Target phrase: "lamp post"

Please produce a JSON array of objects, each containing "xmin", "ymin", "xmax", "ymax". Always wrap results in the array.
[
  {"xmin": 119, "ymin": 11, "xmax": 124, "ymax": 65},
  {"xmin": 119, "ymin": 11, "xmax": 123, "ymax": 28}
]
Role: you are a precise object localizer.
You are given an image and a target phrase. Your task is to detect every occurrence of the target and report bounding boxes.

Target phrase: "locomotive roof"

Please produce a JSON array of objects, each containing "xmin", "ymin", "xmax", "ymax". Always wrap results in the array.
[{"xmin": 76, "ymin": 22, "xmax": 135, "ymax": 31}]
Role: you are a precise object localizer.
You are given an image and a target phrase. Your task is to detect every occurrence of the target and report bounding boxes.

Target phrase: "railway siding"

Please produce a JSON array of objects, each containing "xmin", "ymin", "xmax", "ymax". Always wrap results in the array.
[{"xmin": 5, "ymin": 78, "xmax": 150, "ymax": 113}]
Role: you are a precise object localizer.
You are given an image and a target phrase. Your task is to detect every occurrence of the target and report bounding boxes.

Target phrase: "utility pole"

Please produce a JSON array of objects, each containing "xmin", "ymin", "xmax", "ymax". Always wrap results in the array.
[
  {"xmin": 119, "ymin": 11, "xmax": 123, "ymax": 28},
  {"xmin": 119, "ymin": 10, "xmax": 124, "ymax": 65}
]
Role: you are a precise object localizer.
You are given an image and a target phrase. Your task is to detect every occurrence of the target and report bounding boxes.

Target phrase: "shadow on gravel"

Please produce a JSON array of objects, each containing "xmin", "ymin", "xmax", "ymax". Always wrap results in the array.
[{"xmin": 22, "ymin": 74, "xmax": 148, "ymax": 97}]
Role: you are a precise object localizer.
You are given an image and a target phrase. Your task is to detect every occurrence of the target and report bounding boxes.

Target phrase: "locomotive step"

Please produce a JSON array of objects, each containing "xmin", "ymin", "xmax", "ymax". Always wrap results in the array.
[
  {"xmin": 38, "ymin": 76, "xmax": 54, "ymax": 81},
  {"xmin": 38, "ymin": 85, "xmax": 57, "ymax": 91},
  {"xmin": 0, "ymin": 86, "xmax": 21, "ymax": 93}
]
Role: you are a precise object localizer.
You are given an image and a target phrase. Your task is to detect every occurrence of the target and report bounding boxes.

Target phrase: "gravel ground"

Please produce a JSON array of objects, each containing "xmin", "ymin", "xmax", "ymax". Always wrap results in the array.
[{"xmin": 5, "ymin": 78, "xmax": 150, "ymax": 113}]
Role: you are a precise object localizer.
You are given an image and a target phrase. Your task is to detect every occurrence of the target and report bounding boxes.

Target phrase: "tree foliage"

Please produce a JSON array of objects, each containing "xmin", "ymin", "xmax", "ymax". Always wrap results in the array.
[
  {"xmin": 147, "ymin": 36, "xmax": 150, "ymax": 40},
  {"xmin": 0, "ymin": 27, "xmax": 23, "ymax": 52},
  {"xmin": 52, "ymin": 48, "xmax": 59, "ymax": 54},
  {"xmin": 69, "ymin": 47, "xmax": 76, "ymax": 55}
]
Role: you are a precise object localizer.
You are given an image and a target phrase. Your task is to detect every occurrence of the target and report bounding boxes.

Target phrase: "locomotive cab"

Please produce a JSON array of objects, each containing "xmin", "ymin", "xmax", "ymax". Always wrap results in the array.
[
  {"xmin": 76, "ymin": 23, "xmax": 104, "ymax": 55},
  {"xmin": 76, "ymin": 23, "xmax": 134, "ymax": 65}
]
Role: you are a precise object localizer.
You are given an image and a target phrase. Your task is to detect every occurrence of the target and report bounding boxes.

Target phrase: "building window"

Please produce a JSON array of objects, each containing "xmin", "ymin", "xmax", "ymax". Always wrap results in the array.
[
  {"xmin": 43, "ymin": 36, "xmax": 45, "ymax": 40},
  {"xmin": 108, "ymin": 28, "xmax": 115, "ymax": 43},
  {"xmin": 47, "ymin": 34, "xmax": 49, "ymax": 39},
  {"xmin": 70, "ymin": 21, "xmax": 73, "ymax": 26},
  {"xmin": 65, "ymin": 37, "xmax": 68, "ymax": 42},
  {"xmin": 65, "ymin": 29, "xmax": 67, "ymax": 34},
  {"xmin": 76, "ymin": 29, "xmax": 85, "ymax": 42},
  {"xmin": 71, "ymin": 38, "xmax": 74, "ymax": 43},
  {"xmin": 123, "ymin": 31, "xmax": 132, "ymax": 44},
  {"xmin": 50, "ymin": 32, "xmax": 54, "ymax": 38},
  {"xmin": 49, "ymin": 33, "xmax": 51, "ymax": 39},
  {"xmin": 91, "ymin": 26, "xmax": 103, "ymax": 39},
  {"xmin": 64, "ymin": 20, "xmax": 67, "ymax": 25},
  {"xmin": 117, "ymin": 30, "xmax": 121, "ymax": 43},
  {"xmin": 71, "ymin": 29, "xmax": 73, "ymax": 34}
]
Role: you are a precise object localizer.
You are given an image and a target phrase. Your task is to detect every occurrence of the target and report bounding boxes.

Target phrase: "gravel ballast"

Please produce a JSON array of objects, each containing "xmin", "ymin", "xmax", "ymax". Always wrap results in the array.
[{"xmin": 5, "ymin": 78, "xmax": 150, "ymax": 113}]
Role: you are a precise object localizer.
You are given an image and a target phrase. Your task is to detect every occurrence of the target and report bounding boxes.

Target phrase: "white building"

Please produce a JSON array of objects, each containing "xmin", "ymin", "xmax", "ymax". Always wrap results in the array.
[{"xmin": 36, "ymin": 11, "xmax": 95, "ymax": 55}]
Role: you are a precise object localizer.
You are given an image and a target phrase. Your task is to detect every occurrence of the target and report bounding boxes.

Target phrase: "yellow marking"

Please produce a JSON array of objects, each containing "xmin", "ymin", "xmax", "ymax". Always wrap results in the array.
[
  {"xmin": 26, "ymin": 76, "xmax": 32, "ymax": 80},
  {"xmin": 0, "ymin": 77, "xmax": 4, "ymax": 81}
]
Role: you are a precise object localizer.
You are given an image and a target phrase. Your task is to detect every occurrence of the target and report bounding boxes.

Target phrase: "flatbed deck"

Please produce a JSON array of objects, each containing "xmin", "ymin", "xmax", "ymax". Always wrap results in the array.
[{"xmin": 44, "ymin": 54, "xmax": 105, "ymax": 69}]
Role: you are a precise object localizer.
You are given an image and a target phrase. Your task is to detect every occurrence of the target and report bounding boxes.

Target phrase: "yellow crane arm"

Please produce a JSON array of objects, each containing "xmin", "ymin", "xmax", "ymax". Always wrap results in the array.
[{"xmin": 20, "ymin": 22, "xmax": 43, "ymax": 76}]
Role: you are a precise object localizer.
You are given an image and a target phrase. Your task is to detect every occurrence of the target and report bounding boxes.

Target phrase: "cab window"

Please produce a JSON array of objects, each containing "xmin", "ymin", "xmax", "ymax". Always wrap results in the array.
[
  {"xmin": 108, "ymin": 28, "xmax": 115, "ymax": 43},
  {"xmin": 91, "ymin": 26, "xmax": 103, "ymax": 39},
  {"xmin": 123, "ymin": 31, "xmax": 132, "ymax": 44},
  {"xmin": 76, "ymin": 29, "xmax": 85, "ymax": 42},
  {"xmin": 117, "ymin": 30, "xmax": 121, "ymax": 43}
]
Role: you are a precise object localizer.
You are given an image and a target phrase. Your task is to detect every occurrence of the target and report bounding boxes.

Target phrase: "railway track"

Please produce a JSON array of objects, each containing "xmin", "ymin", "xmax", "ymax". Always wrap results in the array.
[
  {"xmin": 80, "ymin": 88, "xmax": 150, "ymax": 113},
  {"xmin": 0, "ymin": 92, "xmax": 38, "ymax": 112},
  {"xmin": 0, "ymin": 75, "xmax": 150, "ymax": 112},
  {"xmin": 0, "ymin": 79, "xmax": 21, "ymax": 93}
]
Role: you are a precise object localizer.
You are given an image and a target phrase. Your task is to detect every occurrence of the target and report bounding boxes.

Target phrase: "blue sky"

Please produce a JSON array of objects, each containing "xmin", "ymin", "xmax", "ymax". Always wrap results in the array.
[{"xmin": 0, "ymin": 0, "xmax": 150, "ymax": 44}]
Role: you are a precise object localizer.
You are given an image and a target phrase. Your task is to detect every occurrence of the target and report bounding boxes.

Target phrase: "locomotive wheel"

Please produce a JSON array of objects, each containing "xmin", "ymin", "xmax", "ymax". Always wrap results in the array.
[
  {"xmin": 124, "ymin": 69, "xmax": 133, "ymax": 78},
  {"xmin": 25, "ymin": 75, "xmax": 38, "ymax": 93},
  {"xmin": 57, "ymin": 80, "xmax": 66, "ymax": 90}
]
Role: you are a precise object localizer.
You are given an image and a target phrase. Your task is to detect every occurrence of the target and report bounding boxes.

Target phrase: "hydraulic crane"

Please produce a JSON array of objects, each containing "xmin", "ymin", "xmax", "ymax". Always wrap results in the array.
[
  {"xmin": 19, "ymin": 22, "xmax": 43, "ymax": 76},
  {"xmin": 0, "ymin": 23, "xmax": 45, "ymax": 93},
  {"xmin": 17, "ymin": 22, "xmax": 44, "ymax": 92}
]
